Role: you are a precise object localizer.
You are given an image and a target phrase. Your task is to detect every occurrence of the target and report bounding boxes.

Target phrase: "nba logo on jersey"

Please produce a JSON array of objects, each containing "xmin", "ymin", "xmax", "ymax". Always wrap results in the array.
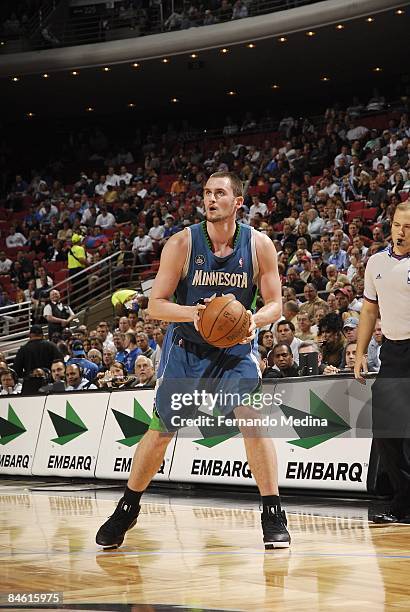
[
  {"xmin": 195, "ymin": 254, "xmax": 205, "ymax": 266},
  {"xmin": 239, "ymin": 257, "xmax": 243, "ymax": 268}
]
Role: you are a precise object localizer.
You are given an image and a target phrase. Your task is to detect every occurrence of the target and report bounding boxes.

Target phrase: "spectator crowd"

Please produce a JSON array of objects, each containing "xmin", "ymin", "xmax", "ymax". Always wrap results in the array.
[{"xmin": 0, "ymin": 92, "xmax": 409, "ymax": 394}]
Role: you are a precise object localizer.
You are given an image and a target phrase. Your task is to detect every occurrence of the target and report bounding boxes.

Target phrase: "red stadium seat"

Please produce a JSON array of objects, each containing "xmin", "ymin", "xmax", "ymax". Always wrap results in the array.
[
  {"xmin": 362, "ymin": 208, "xmax": 377, "ymax": 222},
  {"xmin": 347, "ymin": 201, "xmax": 365, "ymax": 213},
  {"xmin": 346, "ymin": 210, "xmax": 363, "ymax": 223}
]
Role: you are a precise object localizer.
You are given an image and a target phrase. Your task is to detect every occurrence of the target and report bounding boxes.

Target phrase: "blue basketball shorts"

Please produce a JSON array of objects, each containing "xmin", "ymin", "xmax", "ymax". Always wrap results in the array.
[{"xmin": 150, "ymin": 327, "xmax": 261, "ymax": 432}]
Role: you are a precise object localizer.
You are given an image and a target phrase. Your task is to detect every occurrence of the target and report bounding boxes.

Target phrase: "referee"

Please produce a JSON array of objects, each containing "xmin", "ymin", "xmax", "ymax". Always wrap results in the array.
[{"xmin": 355, "ymin": 201, "xmax": 410, "ymax": 523}]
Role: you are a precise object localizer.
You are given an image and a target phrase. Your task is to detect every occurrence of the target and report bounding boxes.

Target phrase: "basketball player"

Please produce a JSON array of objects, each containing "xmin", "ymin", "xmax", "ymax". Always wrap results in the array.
[
  {"xmin": 355, "ymin": 201, "xmax": 410, "ymax": 523},
  {"xmin": 96, "ymin": 172, "xmax": 290, "ymax": 549}
]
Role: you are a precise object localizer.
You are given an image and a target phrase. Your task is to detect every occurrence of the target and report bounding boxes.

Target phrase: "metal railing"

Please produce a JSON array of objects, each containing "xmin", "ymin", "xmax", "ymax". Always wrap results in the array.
[
  {"xmin": 0, "ymin": 300, "xmax": 33, "ymax": 363},
  {"xmin": 0, "ymin": 249, "xmax": 159, "ymax": 361},
  {"xmin": 0, "ymin": 0, "xmax": 325, "ymax": 53}
]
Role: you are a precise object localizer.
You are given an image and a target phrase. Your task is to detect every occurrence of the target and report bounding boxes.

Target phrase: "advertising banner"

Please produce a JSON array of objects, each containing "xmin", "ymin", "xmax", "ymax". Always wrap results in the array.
[
  {"xmin": 95, "ymin": 389, "xmax": 175, "ymax": 480},
  {"xmin": 0, "ymin": 396, "xmax": 46, "ymax": 475},
  {"xmin": 169, "ymin": 377, "xmax": 374, "ymax": 491},
  {"xmin": 32, "ymin": 392, "xmax": 110, "ymax": 477}
]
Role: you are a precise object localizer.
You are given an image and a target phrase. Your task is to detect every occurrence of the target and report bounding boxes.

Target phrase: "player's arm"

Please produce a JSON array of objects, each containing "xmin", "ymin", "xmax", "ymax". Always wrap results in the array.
[
  {"xmin": 148, "ymin": 230, "xmax": 197, "ymax": 322},
  {"xmin": 354, "ymin": 299, "xmax": 379, "ymax": 383},
  {"xmin": 253, "ymin": 232, "xmax": 282, "ymax": 328}
]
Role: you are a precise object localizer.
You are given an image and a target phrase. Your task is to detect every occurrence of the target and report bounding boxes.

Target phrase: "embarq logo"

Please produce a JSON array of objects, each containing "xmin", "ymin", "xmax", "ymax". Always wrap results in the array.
[
  {"xmin": 0, "ymin": 404, "xmax": 26, "ymax": 445},
  {"xmin": 48, "ymin": 402, "xmax": 88, "ymax": 445}
]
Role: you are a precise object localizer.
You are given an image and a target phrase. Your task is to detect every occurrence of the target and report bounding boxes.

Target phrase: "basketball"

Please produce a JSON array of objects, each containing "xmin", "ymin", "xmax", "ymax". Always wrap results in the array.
[{"xmin": 197, "ymin": 295, "xmax": 250, "ymax": 348}]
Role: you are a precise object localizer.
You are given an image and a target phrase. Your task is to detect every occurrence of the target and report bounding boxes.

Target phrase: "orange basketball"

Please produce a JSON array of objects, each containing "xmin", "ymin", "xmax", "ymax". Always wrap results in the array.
[{"xmin": 197, "ymin": 295, "xmax": 250, "ymax": 348}]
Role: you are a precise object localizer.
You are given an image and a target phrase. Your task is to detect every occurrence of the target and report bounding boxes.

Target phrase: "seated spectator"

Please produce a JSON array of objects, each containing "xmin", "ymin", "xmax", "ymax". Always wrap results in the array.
[
  {"xmin": 258, "ymin": 330, "xmax": 274, "ymax": 352},
  {"xmin": 285, "ymin": 267, "xmax": 306, "ymax": 295},
  {"xmin": 0, "ymin": 369, "xmax": 22, "ymax": 395},
  {"xmin": 6, "ymin": 226, "xmax": 27, "ymax": 249},
  {"xmin": 96, "ymin": 321, "xmax": 115, "ymax": 351},
  {"xmin": 263, "ymin": 344, "xmax": 299, "ymax": 378},
  {"xmin": 65, "ymin": 363, "xmax": 97, "ymax": 391},
  {"xmin": 151, "ymin": 326, "xmax": 165, "ymax": 373},
  {"xmin": 87, "ymin": 348, "xmax": 103, "ymax": 369},
  {"xmin": 131, "ymin": 355, "xmax": 157, "ymax": 388},
  {"xmin": 66, "ymin": 340, "xmax": 99, "ymax": 382},
  {"xmin": 101, "ymin": 348, "xmax": 116, "ymax": 372},
  {"xmin": 296, "ymin": 312, "xmax": 316, "ymax": 341},
  {"xmin": 367, "ymin": 318, "xmax": 383, "ymax": 373},
  {"xmin": 297, "ymin": 341, "xmax": 340, "ymax": 375},
  {"xmin": 97, "ymin": 361, "xmax": 132, "ymax": 389},
  {"xmin": 298, "ymin": 284, "xmax": 327, "ymax": 320},
  {"xmin": 136, "ymin": 332, "xmax": 154, "ymax": 359},
  {"xmin": 0, "ymin": 251, "xmax": 13, "ymax": 275},
  {"xmin": 275, "ymin": 320, "xmax": 302, "ymax": 364},
  {"xmin": 39, "ymin": 359, "xmax": 66, "ymax": 393},
  {"xmin": 123, "ymin": 332, "xmax": 140, "ymax": 373},
  {"xmin": 132, "ymin": 227, "xmax": 154, "ymax": 266},
  {"xmin": 328, "ymin": 238, "xmax": 348, "ymax": 271},
  {"xmin": 318, "ymin": 313, "xmax": 345, "ymax": 367},
  {"xmin": 334, "ymin": 288, "xmax": 358, "ymax": 321}
]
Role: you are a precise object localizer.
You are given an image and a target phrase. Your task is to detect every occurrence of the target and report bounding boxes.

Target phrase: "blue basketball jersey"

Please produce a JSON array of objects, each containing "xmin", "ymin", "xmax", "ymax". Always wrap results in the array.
[{"xmin": 171, "ymin": 221, "xmax": 258, "ymax": 348}]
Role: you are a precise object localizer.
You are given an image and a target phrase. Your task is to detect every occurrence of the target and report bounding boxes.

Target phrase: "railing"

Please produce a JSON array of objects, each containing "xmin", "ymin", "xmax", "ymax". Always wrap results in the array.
[
  {"xmin": 0, "ymin": 0, "xmax": 325, "ymax": 53},
  {"xmin": 0, "ymin": 249, "xmax": 159, "ymax": 361},
  {"xmin": 0, "ymin": 300, "xmax": 32, "ymax": 363}
]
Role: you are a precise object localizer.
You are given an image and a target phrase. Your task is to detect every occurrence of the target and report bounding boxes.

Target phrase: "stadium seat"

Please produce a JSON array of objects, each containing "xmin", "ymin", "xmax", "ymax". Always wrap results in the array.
[
  {"xmin": 362, "ymin": 208, "xmax": 378, "ymax": 222},
  {"xmin": 347, "ymin": 201, "xmax": 365, "ymax": 213}
]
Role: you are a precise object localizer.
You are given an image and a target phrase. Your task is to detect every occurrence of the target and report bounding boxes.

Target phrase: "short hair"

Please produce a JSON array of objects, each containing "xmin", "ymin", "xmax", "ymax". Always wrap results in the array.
[
  {"xmin": 299, "ymin": 340, "xmax": 321, "ymax": 353},
  {"xmin": 258, "ymin": 346, "xmax": 268, "ymax": 360},
  {"xmin": 51, "ymin": 359, "xmax": 65, "ymax": 368},
  {"xmin": 125, "ymin": 331, "xmax": 137, "ymax": 344},
  {"xmin": 284, "ymin": 301, "xmax": 299, "ymax": 315},
  {"xmin": 209, "ymin": 172, "xmax": 244, "ymax": 197},
  {"xmin": 395, "ymin": 201, "xmax": 410, "ymax": 213},
  {"xmin": 272, "ymin": 343, "xmax": 292, "ymax": 356},
  {"xmin": 345, "ymin": 341, "xmax": 357, "ymax": 350},
  {"xmin": 135, "ymin": 355, "xmax": 153, "ymax": 367},
  {"xmin": 277, "ymin": 320, "xmax": 295, "ymax": 332}
]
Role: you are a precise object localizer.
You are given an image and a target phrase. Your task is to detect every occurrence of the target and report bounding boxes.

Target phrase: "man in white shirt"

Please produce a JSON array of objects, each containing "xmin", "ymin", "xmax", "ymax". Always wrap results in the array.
[
  {"xmin": 148, "ymin": 216, "xmax": 165, "ymax": 243},
  {"xmin": 372, "ymin": 151, "xmax": 390, "ymax": 171},
  {"xmin": 249, "ymin": 195, "xmax": 267, "ymax": 220},
  {"xmin": 119, "ymin": 166, "xmax": 133, "ymax": 185},
  {"xmin": 105, "ymin": 166, "xmax": 120, "ymax": 187},
  {"xmin": 388, "ymin": 135, "xmax": 403, "ymax": 159},
  {"xmin": 0, "ymin": 251, "xmax": 13, "ymax": 274},
  {"xmin": 134, "ymin": 180, "xmax": 148, "ymax": 199},
  {"xmin": 307, "ymin": 209, "xmax": 324, "ymax": 238},
  {"xmin": 96, "ymin": 206, "xmax": 116, "ymax": 229},
  {"xmin": 132, "ymin": 227, "xmax": 153, "ymax": 265},
  {"xmin": 6, "ymin": 227, "xmax": 27, "ymax": 248},
  {"xmin": 95, "ymin": 175, "xmax": 108, "ymax": 196},
  {"xmin": 346, "ymin": 121, "xmax": 369, "ymax": 142},
  {"xmin": 334, "ymin": 145, "xmax": 352, "ymax": 168},
  {"xmin": 65, "ymin": 363, "xmax": 97, "ymax": 391}
]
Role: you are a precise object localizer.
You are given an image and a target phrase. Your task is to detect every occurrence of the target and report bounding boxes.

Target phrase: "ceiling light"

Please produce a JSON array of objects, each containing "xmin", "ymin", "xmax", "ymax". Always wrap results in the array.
[
  {"xmin": 321, "ymin": 76, "xmax": 330, "ymax": 82},
  {"xmin": 128, "ymin": 103, "xmax": 136, "ymax": 108},
  {"xmin": 42, "ymin": 73, "xmax": 49, "ymax": 78},
  {"xmin": 227, "ymin": 90, "xmax": 236, "ymax": 96},
  {"xmin": 171, "ymin": 97, "xmax": 178, "ymax": 103},
  {"xmin": 247, "ymin": 43, "xmax": 255, "ymax": 48},
  {"xmin": 373, "ymin": 67, "xmax": 382, "ymax": 72},
  {"xmin": 1, "ymin": 41, "xmax": 5, "ymax": 46},
  {"xmin": 220, "ymin": 47, "xmax": 229, "ymax": 53},
  {"xmin": 71, "ymin": 70, "xmax": 79, "ymax": 76},
  {"xmin": 306, "ymin": 30, "xmax": 315, "ymax": 36},
  {"xmin": 86, "ymin": 106, "xmax": 94, "ymax": 112},
  {"xmin": 336, "ymin": 24, "xmax": 344, "ymax": 30},
  {"xmin": 103, "ymin": 66, "xmax": 110, "ymax": 72},
  {"xmin": 132, "ymin": 62, "xmax": 140, "ymax": 68},
  {"xmin": 395, "ymin": 9, "xmax": 404, "ymax": 14},
  {"xmin": 366, "ymin": 17, "xmax": 374, "ymax": 22},
  {"xmin": 162, "ymin": 58, "xmax": 169, "ymax": 63},
  {"xmin": 190, "ymin": 53, "xmax": 198, "ymax": 58},
  {"xmin": 278, "ymin": 36, "xmax": 287, "ymax": 43},
  {"xmin": 27, "ymin": 112, "xmax": 35, "ymax": 118},
  {"xmin": 271, "ymin": 84, "xmax": 280, "ymax": 90},
  {"xmin": 12, "ymin": 76, "xmax": 19, "ymax": 82}
]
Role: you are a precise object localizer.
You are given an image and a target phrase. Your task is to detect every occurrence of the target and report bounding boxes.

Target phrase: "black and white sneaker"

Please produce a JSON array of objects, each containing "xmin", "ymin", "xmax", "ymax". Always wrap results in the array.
[
  {"xmin": 261, "ymin": 506, "xmax": 291, "ymax": 549},
  {"xmin": 96, "ymin": 497, "xmax": 140, "ymax": 549}
]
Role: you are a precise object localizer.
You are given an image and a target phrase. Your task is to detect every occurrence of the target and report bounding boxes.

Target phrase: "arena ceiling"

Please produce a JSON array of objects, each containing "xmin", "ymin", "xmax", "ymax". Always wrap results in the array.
[{"xmin": 0, "ymin": 5, "xmax": 408, "ymax": 123}]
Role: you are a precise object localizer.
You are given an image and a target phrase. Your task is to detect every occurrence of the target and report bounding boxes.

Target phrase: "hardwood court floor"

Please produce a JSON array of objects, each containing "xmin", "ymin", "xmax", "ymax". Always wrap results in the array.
[{"xmin": 1, "ymin": 482, "xmax": 410, "ymax": 611}]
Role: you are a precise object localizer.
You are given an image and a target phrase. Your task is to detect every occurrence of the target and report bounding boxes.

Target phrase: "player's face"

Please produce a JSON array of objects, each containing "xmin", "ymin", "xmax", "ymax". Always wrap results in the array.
[{"xmin": 203, "ymin": 177, "xmax": 242, "ymax": 223}]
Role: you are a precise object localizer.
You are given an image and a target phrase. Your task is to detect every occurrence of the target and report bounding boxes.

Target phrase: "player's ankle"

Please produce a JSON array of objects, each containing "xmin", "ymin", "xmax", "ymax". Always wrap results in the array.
[
  {"xmin": 124, "ymin": 485, "xmax": 144, "ymax": 507},
  {"xmin": 261, "ymin": 495, "xmax": 281, "ymax": 512}
]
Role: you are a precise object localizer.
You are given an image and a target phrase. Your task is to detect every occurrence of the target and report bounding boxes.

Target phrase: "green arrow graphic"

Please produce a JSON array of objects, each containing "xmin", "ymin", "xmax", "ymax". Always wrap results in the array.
[
  {"xmin": 0, "ymin": 404, "xmax": 26, "ymax": 445},
  {"xmin": 112, "ymin": 399, "xmax": 151, "ymax": 446},
  {"xmin": 194, "ymin": 409, "xmax": 240, "ymax": 448},
  {"xmin": 281, "ymin": 390, "xmax": 350, "ymax": 449},
  {"xmin": 48, "ymin": 401, "xmax": 88, "ymax": 445}
]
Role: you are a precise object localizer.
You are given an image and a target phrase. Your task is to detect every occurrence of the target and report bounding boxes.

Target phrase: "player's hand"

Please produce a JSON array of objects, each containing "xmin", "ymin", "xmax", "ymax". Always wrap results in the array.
[
  {"xmin": 193, "ymin": 293, "xmax": 216, "ymax": 331},
  {"xmin": 239, "ymin": 311, "xmax": 256, "ymax": 344},
  {"xmin": 354, "ymin": 355, "xmax": 366, "ymax": 385}
]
